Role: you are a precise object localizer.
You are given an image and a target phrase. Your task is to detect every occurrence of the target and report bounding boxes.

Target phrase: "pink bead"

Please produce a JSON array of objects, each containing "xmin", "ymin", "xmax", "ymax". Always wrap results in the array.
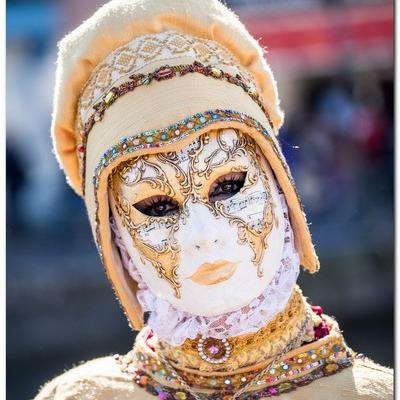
[
  {"xmin": 157, "ymin": 68, "xmax": 173, "ymax": 78},
  {"xmin": 314, "ymin": 321, "xmax": 330, "ymax": 339},
  {"xmin": 144, "ymin": 328, "xmax": 155, "ymax": 352},
  {"xmin": 267, "ymin": 387, "xmax": 279, "ymax": 395},
  {"xmin": 208, "ymin": 345, "xmax": 220, "ymax": 355}
]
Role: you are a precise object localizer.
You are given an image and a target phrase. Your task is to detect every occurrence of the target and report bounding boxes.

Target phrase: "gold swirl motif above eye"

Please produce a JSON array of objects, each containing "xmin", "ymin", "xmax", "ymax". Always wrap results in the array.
[{"xmin": 117, "ymin": 156, "xmax": 175, "ymax": 196}]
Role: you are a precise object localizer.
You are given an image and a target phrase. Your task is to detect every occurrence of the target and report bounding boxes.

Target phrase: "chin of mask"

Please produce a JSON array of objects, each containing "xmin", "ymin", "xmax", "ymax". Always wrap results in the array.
[{"xmin": 109, "ymin": 128, "xmax": 285, "ymax": 317}]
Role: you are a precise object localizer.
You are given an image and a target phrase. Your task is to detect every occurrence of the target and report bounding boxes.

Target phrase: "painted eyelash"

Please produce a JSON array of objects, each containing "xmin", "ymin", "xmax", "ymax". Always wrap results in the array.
[
  {"xmin": 210, "ymin": 172, "xmax": 247, "ymax": 191},
  {"xmin": 134, "ymin": 195, "xmax": 176, "ymax": 208},
  {"xmin": 134, "ymin": 173, "xmax": 246, "ymax": 210},
  {"xmin": 215, "ymin": 173, "xmax": 246, "ymax": 184}
]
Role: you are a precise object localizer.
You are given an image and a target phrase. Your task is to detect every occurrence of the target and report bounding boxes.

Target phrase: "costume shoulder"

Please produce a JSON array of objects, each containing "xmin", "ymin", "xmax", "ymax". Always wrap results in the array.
[
  {"xmin": 34, "ymin": 355, "xmax": 154, "ymax": 400},
  {"xmin": 275, "ymin": 357, "xmax": 393, "ymax": 400}
]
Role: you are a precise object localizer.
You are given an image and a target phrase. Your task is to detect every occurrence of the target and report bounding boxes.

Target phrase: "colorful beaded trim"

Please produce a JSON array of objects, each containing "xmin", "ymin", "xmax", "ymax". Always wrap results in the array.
[
  {"xmin": 82, "ymin": 61, "xmax": 272, "ymax": 138},
  {"xmin": 93, "ymin": 109, "xmax": 274, "ymax": 188},
  {"xmin": 115, "ymin": 338, "xmax": 353, "ymax": 399},
  {"xmin": 78, "ymin": 61, "xmax": 273, "ymax": 192},
  {"xmin": 131, "ymin": 334, "xmax": 346, "ymax": 390}
]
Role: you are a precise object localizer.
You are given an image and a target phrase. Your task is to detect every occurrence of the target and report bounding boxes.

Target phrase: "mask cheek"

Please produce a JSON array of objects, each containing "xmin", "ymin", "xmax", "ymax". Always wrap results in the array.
[
  {"xmin": 127, "ymin": 217, "xmax": 183, "ymax": 298},
  {"xmin": 135, "ymin": 218, "xmax": 173, "ymax": 250}
]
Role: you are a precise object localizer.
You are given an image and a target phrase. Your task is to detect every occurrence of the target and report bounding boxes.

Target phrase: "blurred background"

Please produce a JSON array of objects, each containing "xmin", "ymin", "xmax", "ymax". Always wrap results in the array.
[{"xmin": 6, "ymin": 0, "xmax": 393, "ymax": 399}]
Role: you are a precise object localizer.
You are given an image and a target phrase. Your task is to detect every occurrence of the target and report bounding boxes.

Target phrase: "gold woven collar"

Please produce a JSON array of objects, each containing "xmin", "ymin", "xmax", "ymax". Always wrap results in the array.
[{"xmin": 157, "ymin": 286, "xmax": 313, "ymax": 373}]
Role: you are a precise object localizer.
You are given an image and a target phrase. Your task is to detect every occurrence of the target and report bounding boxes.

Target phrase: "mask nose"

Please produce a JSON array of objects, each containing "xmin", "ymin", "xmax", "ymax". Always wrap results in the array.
[{"xmin": 180, "ymin": 201, "xmax": 223, "ymax": 252}]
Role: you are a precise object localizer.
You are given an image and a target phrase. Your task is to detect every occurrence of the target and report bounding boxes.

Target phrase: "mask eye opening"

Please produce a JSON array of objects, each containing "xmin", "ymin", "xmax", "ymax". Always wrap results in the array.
[
  {"xmin": 133, "ymin": 195, "xmax": 180, "ymax": 217},
  {"xmin": 208, "ymin": 171, "xmax": 247, "ymax": 204}
]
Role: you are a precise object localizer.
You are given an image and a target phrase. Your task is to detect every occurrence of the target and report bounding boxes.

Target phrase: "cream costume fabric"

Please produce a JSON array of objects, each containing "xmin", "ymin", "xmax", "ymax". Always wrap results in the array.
[{"xmin": 35, "ymin": 0, "xmax": 393, "ymax": 399}]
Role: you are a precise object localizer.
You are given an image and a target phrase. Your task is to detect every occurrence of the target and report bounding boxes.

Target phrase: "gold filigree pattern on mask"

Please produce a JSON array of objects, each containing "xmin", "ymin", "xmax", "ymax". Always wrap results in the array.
[
  {"xmin": 190, "ymin": 132, "xmax": 247, "ymax": 180},
  {"xmin": 115, "ymin": 156, "xmax": 175, "ymax": 196}
]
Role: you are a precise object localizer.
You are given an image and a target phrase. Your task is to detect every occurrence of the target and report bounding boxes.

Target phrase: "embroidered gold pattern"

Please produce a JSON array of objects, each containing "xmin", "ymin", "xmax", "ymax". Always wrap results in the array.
[
  {"xmin": 114, "ymin": 295, "xmax": 354, "ymax": 398},
  {"xmin": 77, "ymin": 31, "xmax": 255, "ymax": 128}
]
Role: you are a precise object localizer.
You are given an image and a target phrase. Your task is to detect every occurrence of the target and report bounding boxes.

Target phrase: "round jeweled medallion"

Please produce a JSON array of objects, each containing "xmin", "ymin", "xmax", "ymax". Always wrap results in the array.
[{"xmin": 197, "ymin": 336, "xmax": 232, "ymax": 364}]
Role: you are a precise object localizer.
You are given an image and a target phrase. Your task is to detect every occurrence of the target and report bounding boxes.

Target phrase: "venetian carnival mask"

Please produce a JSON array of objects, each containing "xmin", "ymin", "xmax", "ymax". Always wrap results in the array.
[{"xmin": 109, "ymin": 129, "xmax": 285, "ymax": 316}]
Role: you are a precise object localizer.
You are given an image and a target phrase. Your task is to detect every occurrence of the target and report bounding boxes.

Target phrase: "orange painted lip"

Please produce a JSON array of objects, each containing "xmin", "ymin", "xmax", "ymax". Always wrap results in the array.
[{"xmin": 189, "ymin": 260, "xmax": 239, "ymax": 286}]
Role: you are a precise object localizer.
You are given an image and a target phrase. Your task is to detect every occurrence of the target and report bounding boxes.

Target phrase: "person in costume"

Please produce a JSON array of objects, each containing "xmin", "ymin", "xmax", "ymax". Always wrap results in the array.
[{"xmin": 35, "ymin": 0, "xmax": 393, "ymax": 399}]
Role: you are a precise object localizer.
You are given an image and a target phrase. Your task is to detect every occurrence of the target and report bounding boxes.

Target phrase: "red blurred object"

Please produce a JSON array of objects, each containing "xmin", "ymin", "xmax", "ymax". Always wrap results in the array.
[
  {"xmin": 242, "ymin": 2, "xmax": 393, "ymax": 76},
  {"xmin": 311, "ymin": 305, "xmax": 323, "ymax": 316},
  {"xmin": 314, "ymin": 321, "xmax": 330, "ymax": 339},
  {"xmin": 145, "ymin": 328, "xmax": 156, "ymax": 352}
]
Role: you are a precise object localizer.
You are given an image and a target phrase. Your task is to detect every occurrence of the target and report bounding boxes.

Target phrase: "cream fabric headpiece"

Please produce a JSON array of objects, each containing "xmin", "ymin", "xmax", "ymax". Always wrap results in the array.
[{"xmin": 52, "ymin": 0, "xmax": 319, "ymax": 329}]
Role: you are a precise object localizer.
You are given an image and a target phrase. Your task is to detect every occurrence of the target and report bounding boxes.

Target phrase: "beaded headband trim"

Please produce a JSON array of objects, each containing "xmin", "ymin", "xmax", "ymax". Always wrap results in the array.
[
  {"xmin": 93, "ymin": 110, "xmax": 275, "ymax": 190},
  {"xmin": 80, "ymin": 61, "xmax": 273, "ymax": 146},
  {"xmin": 78, "ymin": 62, "xmax": 272, "ymax": 193}
]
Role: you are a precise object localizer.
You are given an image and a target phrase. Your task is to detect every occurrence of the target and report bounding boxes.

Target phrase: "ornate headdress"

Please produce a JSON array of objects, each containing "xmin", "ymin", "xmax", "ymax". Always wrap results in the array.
[{"xmin": 52, "ymin": 0, "xmax": 319, "ymax": 330}]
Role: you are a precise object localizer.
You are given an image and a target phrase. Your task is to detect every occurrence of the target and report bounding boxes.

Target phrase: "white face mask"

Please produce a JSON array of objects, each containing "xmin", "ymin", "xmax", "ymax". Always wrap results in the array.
[{"xmin": 109, "ymin": 129, "xmax": 285, "ymax": 316}]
